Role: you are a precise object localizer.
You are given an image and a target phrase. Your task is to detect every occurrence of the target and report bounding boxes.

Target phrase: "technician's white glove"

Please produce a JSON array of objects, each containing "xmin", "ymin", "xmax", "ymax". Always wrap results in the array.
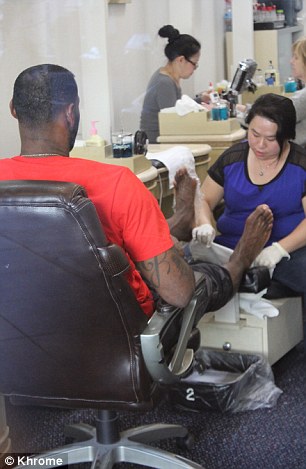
[
  {"xmin": 254, "ymin": 242, "xmax": 290, "ymax": 268},
  {"xmin": 192, "ymin": 224, "xmax": 216, "ymax": 247}
]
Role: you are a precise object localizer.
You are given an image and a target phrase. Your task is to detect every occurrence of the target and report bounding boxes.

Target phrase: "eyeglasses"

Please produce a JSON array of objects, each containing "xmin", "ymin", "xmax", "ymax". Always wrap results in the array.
[{"xmin": 185, "ymin": 57, "xmax": 199, "ymax": 69}]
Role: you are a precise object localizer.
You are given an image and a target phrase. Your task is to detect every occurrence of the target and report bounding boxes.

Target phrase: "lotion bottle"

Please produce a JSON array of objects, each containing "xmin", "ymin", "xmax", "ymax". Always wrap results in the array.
[{"xmin": 86, "ymin": 121, "xmax": 104, "ymax": 147}]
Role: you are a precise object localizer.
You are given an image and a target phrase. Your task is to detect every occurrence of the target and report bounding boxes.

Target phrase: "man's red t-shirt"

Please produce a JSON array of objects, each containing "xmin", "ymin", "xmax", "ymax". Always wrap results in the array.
[{"xmin": 0, "ymin": 156, "xmax": 174, "ymax": 316}]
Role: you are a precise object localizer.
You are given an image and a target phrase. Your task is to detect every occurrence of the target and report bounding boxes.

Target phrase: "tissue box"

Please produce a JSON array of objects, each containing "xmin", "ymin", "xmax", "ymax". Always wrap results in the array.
[
  {"xmin": 103, "ymin": 154, "xmax": 152, "ymax": 174},
  {"xmin": 158, "ymin": 111, "xmax": 241, "ymax": 136},
  {"xmin": 70, "ymin": 144, "xmax": 112, "ymax": 161}
]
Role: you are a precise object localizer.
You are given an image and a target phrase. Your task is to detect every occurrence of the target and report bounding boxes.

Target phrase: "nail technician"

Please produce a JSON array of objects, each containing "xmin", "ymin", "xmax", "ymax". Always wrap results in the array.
[
  {"xmin": 193, "ymin": 93, "xmax": 306, "ymax": 304},
  {"xmin": 140, "ymin": 24, "xmax": 201, "ymax": 143}
]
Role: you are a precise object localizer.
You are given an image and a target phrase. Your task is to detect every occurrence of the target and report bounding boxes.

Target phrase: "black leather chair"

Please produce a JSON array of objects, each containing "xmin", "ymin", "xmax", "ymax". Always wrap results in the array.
[{"xmin": 0, "ymin": 180, "xmax": 204, "ymax": 469}]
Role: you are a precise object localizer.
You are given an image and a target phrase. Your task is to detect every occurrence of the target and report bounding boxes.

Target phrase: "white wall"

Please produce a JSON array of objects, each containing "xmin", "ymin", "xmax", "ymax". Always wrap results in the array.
[
  {"xmin": 0, "ymin": 0, "xmax": 305, "ymax": 157},
  {"xmin": 107, "ymin": 0, "xmax": 226, "ymax": 134},
  {"xmin": 231, "ymin": 0, "xmax": 254, "ymax": 77},
  {"xmin": 0, "ymin": 0, "xmax": 111, "ymax": 157},
  {"xmin": 0, "ymin": 0, "xmax": 228, "ymax": 156}
]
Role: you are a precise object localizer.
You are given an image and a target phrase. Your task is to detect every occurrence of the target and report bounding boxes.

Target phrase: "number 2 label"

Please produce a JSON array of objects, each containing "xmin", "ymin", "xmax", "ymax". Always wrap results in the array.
[{"xmin": 186, "ymin": 387, "xmax": 195, "ymax": 401}]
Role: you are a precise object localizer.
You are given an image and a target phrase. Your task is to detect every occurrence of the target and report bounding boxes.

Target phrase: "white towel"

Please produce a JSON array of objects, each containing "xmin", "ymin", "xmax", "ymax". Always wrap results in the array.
[
  {"xmin": 189, "ymin": 241, "xmax": 279, "ymax": 319},
  {"xmin": 146, "ymin": 146, "xmax": 199, "ymax": 189},
  {"xmin": 239, "ymin": 293, "xmax": 279, "ymax": 319},
  {"xmin": 160, "ymin": 94, "xmax": 206, "ymax": 116}
]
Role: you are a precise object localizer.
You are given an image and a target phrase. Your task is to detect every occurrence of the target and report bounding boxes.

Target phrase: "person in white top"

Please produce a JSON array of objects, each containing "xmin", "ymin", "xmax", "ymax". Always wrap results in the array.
[
  {"xmin": 289, "ymin": 36, "xmax": 306, "ymax": 147},
  {"xmin": 237, "ymin": 36, "xmax": 306, "ymax": 148}
]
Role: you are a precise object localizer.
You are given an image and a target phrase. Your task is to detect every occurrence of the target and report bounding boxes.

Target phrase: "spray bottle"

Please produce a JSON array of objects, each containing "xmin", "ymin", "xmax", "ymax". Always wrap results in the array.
[{"xmin": 86, "ymin": 121, "xmax": 104, "ymax": 147}]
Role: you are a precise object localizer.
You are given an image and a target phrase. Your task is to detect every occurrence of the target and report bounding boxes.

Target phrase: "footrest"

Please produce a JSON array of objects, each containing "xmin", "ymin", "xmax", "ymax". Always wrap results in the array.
[
  {"xmin": 263, "ymin": 279, "xmax": 300, "ymax": 299},
  {"xmin": 239, "ymin": 266, "xmax": 270, "ymax": 293}
]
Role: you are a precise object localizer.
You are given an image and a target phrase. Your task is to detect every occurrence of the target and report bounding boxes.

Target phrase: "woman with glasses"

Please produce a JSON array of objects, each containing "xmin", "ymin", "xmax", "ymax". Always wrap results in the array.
[{"xmin": 140, "ymin": 24, "xmax": 200, "ymax": 143}]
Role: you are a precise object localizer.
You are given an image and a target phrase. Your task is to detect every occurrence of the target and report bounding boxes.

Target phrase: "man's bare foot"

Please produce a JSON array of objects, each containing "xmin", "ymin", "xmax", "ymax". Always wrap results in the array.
[
  {"xmin": 167, "ymin": 167, "xmax": 197, "ymax": 241},
  {"xmin": 225, "ymin": 204, "xmax": 273, "ymax": 291}
]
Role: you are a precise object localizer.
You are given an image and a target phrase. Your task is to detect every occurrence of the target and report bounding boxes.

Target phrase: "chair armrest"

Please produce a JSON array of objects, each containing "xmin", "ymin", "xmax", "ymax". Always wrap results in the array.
[{"xmin": 141, "ymin": 276, "xmax": 205, "ymax": 384}]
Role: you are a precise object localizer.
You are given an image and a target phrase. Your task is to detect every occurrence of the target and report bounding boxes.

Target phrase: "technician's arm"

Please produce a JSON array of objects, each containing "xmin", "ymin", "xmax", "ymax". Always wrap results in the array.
[
  {"xmin": 277, "ymin": 196, "xmax": 306, "ymax": 253},
  {"xmin": 136, "ymin": 246, "xmax": 195, "ymax": 308},
  {"xmin": 195, "ymin": 175, "xmax": 224, "ymax": 226},
  {"xmin": 192, "ymin": 175, "xmax": 225, "ymax": 247}
]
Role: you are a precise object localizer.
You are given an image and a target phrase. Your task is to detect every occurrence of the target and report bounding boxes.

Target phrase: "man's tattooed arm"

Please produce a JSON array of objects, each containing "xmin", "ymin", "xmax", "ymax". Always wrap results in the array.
[{"xmin": 136, "ymin": 246, "xmax": 195, "ymax": 307}]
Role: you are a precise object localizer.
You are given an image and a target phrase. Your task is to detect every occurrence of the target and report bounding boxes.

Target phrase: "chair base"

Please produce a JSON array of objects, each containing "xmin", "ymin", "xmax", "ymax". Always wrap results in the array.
[{"xmin": 14, "ymin": 419, "xmax": 204, "ymax": 469}]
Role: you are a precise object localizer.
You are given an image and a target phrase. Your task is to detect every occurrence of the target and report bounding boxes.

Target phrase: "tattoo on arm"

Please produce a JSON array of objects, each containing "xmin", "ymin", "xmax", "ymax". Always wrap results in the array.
[
  {"xmin": 137, "ymin": 249, "xmax": 191, "ymax": 290},
  {"xmin": 138, "ymin": 252, "xmax": 170, "ymax": 289},
  {"xmin": 170, "ymin": 251, "xmax": 190, "ymax": 277}
]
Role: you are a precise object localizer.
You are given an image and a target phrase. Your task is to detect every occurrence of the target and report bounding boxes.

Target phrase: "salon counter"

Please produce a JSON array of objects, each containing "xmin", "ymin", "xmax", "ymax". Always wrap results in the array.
[{"xmin": 157, "ymin": 128, "xmax": 246, "ymax": 168}]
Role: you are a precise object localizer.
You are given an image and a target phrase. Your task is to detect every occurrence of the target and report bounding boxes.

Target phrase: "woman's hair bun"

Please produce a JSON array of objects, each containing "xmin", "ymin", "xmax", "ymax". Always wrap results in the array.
[{"xmin": 158, "ymin": 25, "xmax": 180, "ymax": 43}]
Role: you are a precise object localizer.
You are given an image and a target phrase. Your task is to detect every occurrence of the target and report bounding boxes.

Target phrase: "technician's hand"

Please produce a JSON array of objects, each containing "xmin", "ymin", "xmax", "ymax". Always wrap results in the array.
[
  {"xmin": 236, "ymin": 104, "xmax": 247, "ymax": 113},
  {"xmin": 192, "ymin": 224, "xmax": 216, "ymax": 247},
  {"xmin": 198, "ymin": 91, "xmax": 211, "ymax": 104},
  {"xmin": 254, "ymin": 242, "xmax": 290, "ymax": 268},
  {"xmin": 201, "ymin": 102, "xmax": 213, "ymax": 111}
]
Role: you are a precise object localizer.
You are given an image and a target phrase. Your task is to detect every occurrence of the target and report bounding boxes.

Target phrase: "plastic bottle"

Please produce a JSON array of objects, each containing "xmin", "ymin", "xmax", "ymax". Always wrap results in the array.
[
  {"xmin": 255, "ymin": 69, "xmax": 265, "ymax": 87},
  {"xmin": 260, "ymin": 4, "xmax": 267, "ymax": 22},
  {"xmin": 271, "ymin": 5, "xmax": 277, "ymax": 22},
  {"xmin": 276, "ymin": 9, "xmax": 285, "ymax": 22},
  {"xmin": 264, "ymin": 60, "xmax": 279, "ymax": 86},
  {"xmin": 258, "ymin": 4, "xmax": 264, "ymax": 22},
  {"xmin": 219, "ymin": 103, "xmax": 229, "ymax": 121},
  {"xmin": 253, "ymin": 3, "xmax": 259, "ymax": 23},
  {"xmin": 284, "ymin": 77, "xmax": 297, "ymax": 93},
  {"xmin": 211, "ymin": 103, "xmax": 221, "ymax": 121},
  {"xmin": 224, "ymin": 0, "xmax": 232, "ymax": 32},
  {"xmin": 208, "ymin": 82, "xmax": 214, "ymax": 93},
  {"xmin": 86, "ymin": 121, "xmax": 104, "ymax": 147}
]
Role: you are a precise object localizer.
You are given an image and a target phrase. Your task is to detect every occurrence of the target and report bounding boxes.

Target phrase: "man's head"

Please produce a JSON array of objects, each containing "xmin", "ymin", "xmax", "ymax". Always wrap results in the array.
[{"xmin": 11, "ymin": 64, "xmax": 80, "ymax": 151}]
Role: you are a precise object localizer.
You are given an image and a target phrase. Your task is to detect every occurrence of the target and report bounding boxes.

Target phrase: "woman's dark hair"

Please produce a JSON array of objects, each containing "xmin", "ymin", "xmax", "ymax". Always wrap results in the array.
[
  {"xmin": 158, "ymin": 25, "xmax": 201, "ymax": 62},
  {"xmin": 245, "ymin": 93, "xmax": 296, "ymax": 155}
]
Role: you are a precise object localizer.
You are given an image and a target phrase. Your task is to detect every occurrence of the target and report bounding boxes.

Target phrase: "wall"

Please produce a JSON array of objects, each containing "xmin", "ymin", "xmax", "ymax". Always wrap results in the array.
[
  {"xmin": 0, "ymin": 0, "xmax": 305, "ymax": 157},
  {"xmin": 107, "ymin": 0, "xmax": 225, "ymax": 134},
  {"xmin": 0, "ymin": 0, "xmax": 227, "ymax": 157},
  {"xmin": 0, "ymin": 0, "xmax": 111, "ymax": 157}
]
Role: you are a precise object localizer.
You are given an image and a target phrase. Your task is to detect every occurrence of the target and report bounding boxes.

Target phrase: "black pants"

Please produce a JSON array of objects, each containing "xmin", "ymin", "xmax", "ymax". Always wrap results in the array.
[
  {"xmin": 149, "ymin": 258, "xmax": 234, "ymax": 324},
  {"xmin": 190, "ymin": 260, "xmax": 234, "ymax": 325}
]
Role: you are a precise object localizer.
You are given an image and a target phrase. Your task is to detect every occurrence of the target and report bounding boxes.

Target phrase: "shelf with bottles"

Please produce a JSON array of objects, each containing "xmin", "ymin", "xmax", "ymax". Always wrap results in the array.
[
  {"xmin": 253, "ymin": 1, "xmax": 285, "ymax": 30},
  {"xmin": 225, "ymin": 24, "xmax": 304, "ymax": 83}
]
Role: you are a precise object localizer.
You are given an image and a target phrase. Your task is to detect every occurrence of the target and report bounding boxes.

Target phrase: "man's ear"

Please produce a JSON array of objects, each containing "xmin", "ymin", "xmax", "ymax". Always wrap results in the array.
[
  {"xmin": 9, "ymin": 99, "xmax": 17, "ymax": 119},
  {"xmin": 65, "ymin": 103, "xmax": 75, "ymax": 128}
]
